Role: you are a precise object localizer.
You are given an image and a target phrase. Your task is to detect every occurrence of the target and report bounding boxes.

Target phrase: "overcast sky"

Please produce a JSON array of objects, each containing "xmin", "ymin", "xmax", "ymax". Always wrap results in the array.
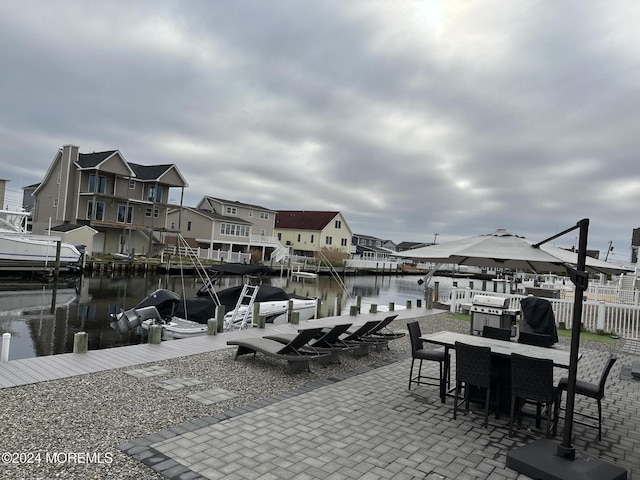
[{"xmin": 1, "ymin": 1, "xmax": 639, "ymax": 264}]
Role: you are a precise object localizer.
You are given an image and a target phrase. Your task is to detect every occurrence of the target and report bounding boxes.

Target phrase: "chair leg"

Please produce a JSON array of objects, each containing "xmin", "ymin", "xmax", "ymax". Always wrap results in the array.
[
  {"xmin": 509, "ymin": 396, "xmax": 516, "ymax": 437},
  {"xmin": 408, "ymin": 358, "xmax": 416, "ymax": 390},
  {"xmin": 483, "ymin": 387, "xmax": 490, "ymax": 428},
  {"xmin": 545, "ymin": 401, "xmax": 552, "ymax": 438},
  {"xmin": 453, "ymin": 381, "xmax": 460, "ymax": 420},
  {"xmin": 597, "ymin": 399, "xmax": 602, "ymax": 441},
  {"xmin": 553, "ymin": 390, "xmax": 562, "ymax": 437}
]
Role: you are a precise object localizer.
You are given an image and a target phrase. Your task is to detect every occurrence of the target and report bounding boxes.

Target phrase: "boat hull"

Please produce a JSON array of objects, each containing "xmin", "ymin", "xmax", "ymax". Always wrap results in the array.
[{"xmin": 0, "ymin": 234, "xmax": 81, "ymax": 269}]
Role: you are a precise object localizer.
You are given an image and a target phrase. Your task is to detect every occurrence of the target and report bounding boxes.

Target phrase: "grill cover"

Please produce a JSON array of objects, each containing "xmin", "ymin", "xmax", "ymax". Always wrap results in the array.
[{"xmin": 519, "ymin": 296, "xmax": 558, "ymax": 344}]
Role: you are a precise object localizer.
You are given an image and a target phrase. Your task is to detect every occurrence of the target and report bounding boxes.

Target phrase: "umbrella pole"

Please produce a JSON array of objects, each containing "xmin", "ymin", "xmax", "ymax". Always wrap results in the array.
[
  {"xmin": 555, "ymin": 219, "xmax": 588, "ymax": 458},
  {"xmin": 506, "ymin": 219, "xmax": 628, "ymax": 479}
]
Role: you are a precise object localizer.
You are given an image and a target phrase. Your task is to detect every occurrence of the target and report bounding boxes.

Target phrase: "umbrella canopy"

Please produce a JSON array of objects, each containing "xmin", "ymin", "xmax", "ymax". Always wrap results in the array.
[{"xmin": 393, "ymin": 229, "xmax": 632, "ymax": 276}]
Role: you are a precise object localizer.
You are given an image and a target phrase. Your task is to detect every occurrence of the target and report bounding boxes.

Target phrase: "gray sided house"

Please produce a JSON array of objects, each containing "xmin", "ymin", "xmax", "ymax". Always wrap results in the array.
[
  {"xmin": 31, "ymin": 145, "xmax": 188, "ymax": 256},
  {"xmin": 352, "ymin": 233, "xmax": 396, "ymax": 261},
  {"xmin": 165, "ymin": 196, "xmax": 279, "ymax": 261}
]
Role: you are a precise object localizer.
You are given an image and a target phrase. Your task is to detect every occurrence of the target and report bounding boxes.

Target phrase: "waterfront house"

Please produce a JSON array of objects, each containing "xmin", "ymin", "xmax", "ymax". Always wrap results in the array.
[
  {"xmin": 274, "ymin": 210, "xmax": 353, "ymax": 259},
  {"xmin": 352, "ymin": 233, "xmax": 397, "ymax": 262},
  {"xmin": 165, "ymin": 196, "xmax": 280, "ymax": 261},
  {"xmin": 30, "ymin": 145, "xmax": 188, "ymax": 256}
]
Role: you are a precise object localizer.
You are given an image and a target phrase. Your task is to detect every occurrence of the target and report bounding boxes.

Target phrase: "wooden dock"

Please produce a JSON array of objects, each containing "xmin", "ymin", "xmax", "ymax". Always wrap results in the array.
[{"xmin": 0, "ymin": 308, "xmax": 431, "ymax": 389}]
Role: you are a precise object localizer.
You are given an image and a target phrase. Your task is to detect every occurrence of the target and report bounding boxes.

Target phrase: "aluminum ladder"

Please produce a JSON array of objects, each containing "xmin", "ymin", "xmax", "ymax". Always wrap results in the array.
[{"xmin": 227, "ymin": 284, "xmax": 259, "ymax": 330}]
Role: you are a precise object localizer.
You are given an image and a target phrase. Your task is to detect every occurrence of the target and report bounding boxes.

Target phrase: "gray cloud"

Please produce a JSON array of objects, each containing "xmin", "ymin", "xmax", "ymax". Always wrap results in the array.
[{"xmin": 1, "ymin": 0, "xmax": 639, "ymax": 264}]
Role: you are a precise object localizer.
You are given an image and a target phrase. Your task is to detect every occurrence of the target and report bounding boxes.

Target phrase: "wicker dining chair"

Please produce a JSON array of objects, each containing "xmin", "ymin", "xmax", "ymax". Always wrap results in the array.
[
  {"xmin": 482, "ymin": 325, "xmax": 512, "ymax": 341},
  {"xmin": 509, "ymin": 353, "xmax": 558, "ymax": 438},
  {"xmin": 553, "ymin": 353, "xmax": 617, "ymax": 440},
  {"xmin": 517, "ymin": 331, "xmax": 553, "ymax": 348},
  {"xmin": 453, "ymin": 341, "xmax": 500, "ymax": 427},
  {"xmin": 408, "ymin": 322, "xmax": 450, "ymax": 402}
]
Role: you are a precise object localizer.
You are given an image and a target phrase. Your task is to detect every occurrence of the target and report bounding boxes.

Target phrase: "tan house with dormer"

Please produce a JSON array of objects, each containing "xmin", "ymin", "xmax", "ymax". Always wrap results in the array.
[
  {"xmin": 274, "ymin": 210, "xmax": 353, "ymax": 258},
  {"xmin": 31, "ymin": 144, "xmax": 188, "ymax": 255}
]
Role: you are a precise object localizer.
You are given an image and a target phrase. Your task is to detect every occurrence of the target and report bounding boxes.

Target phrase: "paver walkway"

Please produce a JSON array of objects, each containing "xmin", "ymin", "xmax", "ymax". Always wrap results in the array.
[{"xmin": 119, "ymin": 346, "xmax": 640, "ymax": 479}]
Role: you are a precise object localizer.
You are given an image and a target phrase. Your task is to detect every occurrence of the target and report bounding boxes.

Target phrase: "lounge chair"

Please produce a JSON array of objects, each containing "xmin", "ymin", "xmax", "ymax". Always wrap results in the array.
[
  {"xmin": 265, "ymin": 323, "xmax": 357, "ymax": 364},
  {"xmin": 227, "ymin": 327, "xmax": 329, "ymax": 374},
  {"xmin": 340, "ymin": 320, "xmax": 389, "ymax": 356},
  {"xmin": 361, "ymin": 315, "xmax": 405, "ymax": 343}
]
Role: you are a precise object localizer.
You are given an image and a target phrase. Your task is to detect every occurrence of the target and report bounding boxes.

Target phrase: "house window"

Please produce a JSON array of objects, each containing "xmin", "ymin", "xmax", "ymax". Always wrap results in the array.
[
  {"xmin": 145, "ymin": 207, "xmax": 159, "ymax": 218},
  {"xmin": 87, "ymin": 201, "xmax": 105, "ymax": 220},
  {"xmin": 129, "ymin": 180, "xmax": 135, "ymax": 189},
  {"xmin": 310, "ymin": 234, "xmax": 314, "ymax": 243},
  {"xmin": 88, "ymin": 174, "xmax": 107, "ymax": 194},
  {"xmin": 147, "ymin": 185, "xmax": 163, "ymax": 202},
  {"xmin": 220, "ymin": 223, "xmax": 249, "ymax": 237},
  {"xmin": 170, "ymin": 222, "xmax": 176, "ymax": 229},
  {"xmin": 248, "ymin": 210, "xmax": 253, "ymax": 217},
  {"xmin": 341, "ymin": 238, "xmax": 348, "ymax": 247},
  {"xmin": 260, "ymin": 229, "xmax": 266, "ymax": 237},
  {"xmin": 326, "ymin": 236, "xmax": 333, "ymax": 245},
  {"xmin": 359, "ymin": 238, "xmax": 366, "ymax": 245},
  {"xmin": 297, "ymin": 234, "xmax": 301, "ymax": 242},
  {"xmin": 53, "ymin": 198, "xmax": 58, "ymax": 208},
  {"xmin": 226, "ymin": 206, "xmax": 237, "ymax": 215},
  {"xmin": 278, "ymin": 233, "xmax": 282, "ymax": 241},
  {"xmin": 260, "ymin": 212, "xmax": 269, "ymax": 220},
  {"xmin": 187, "ymin": 221, "xmax": 192, "ymax": 231},
  {"xmin": 117, "ymin": 205, "xmax": 134, "ymax": 224},
  {"xmin": 335, "ymin": 220, "xmax": 341, "ymax": 229}
]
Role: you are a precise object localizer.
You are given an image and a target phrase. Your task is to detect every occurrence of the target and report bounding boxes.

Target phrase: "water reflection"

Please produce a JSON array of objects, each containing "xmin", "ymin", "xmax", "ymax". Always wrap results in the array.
[{"xmin": 0, "ymin": 273, "xmax": 439, "ymax": 360}]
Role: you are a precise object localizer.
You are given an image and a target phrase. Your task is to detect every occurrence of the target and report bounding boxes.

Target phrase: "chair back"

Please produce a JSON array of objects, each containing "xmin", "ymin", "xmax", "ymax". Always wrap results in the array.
[
  {"xmin": 597, "ymin": 354, "xmax": 617, "ymax": 398},
  {"xmin": 278, "ymin": 328, "xmax": 324, "ymax": 354},
  {"xmin": 366, "ymin": 315, "xmax": 399, "ymax": 335},
  {"xmin": 407, "ymin": 321, "xmax": 422, "ymax": 354},
  {"xmin": 454, "ymin": 341, "xmax": 492, "ymax": 388},
  {"xmin": 342, "ymin": 320, "xmax": 381, "ymax": 341},
  {"xmin": 518, "ymin": 331, "xmax": 553, "ymax": 348},
  {"xmin": 482, "ymin": 325, "xmax": 511, "ymax": 341},
  {"xmin": 314, "ymin": 323, "xmax": 352, "ymax": 347},
  {"xmin": 511, "ymin": 353, "xmax": 555, "ymax": 403}
]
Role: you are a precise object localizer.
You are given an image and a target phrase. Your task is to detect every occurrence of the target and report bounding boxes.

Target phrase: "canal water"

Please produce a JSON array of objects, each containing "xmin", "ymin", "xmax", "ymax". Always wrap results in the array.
[{"xmin": 0, "ymin": 273, "xmax": 493, "ymax": 361}]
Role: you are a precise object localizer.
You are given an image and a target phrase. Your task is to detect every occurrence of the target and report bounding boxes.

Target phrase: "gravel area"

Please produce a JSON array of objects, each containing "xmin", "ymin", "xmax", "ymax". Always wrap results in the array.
[{"xmin": 0, "ymin": 313, "xmax": 614, "ymax": 480}]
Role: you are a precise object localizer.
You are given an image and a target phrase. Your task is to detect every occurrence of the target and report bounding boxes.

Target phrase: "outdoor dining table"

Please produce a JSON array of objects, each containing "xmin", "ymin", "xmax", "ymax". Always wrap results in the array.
[{"xmin": 420, "ymin": 331, "xmax": 578, "ymax": 405}]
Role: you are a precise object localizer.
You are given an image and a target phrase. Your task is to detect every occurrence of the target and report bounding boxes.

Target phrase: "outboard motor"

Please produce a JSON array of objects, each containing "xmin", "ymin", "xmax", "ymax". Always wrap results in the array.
[
  {"xmin": 110, "ymin": 289, "xmax": 181, "ymax": 334},
  {"xmin": 110, "ymin": 306, "xmax": 163, "ymax": 334}
]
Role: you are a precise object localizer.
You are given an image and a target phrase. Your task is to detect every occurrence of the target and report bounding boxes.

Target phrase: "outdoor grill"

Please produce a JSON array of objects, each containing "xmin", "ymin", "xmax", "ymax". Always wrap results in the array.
[{"xmin": 469, "ymin": 295, "xmax": 519, "ymax": 336}]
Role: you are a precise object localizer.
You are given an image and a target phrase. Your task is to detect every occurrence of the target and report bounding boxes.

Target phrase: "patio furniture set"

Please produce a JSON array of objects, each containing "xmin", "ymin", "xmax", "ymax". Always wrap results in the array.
[{"xmin": 412, "ymin": 322, "xmax": 617, "ymax": 440}]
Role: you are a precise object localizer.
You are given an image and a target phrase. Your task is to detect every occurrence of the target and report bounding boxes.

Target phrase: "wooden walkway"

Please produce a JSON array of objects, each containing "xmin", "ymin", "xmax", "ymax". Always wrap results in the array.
[{"xmin": 0, "ymin": 309, "xmax": 429, "ymax": 389}]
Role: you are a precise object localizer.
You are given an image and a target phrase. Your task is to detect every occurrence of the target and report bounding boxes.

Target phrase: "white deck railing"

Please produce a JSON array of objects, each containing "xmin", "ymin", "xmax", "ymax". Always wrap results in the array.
[
  {"xmin": 444, "ymin": 287, "xmax": 640, "ymax": 340},
  {"xmin": 164, "ymin": 245, "xmax": 251, "ymax": 264}
]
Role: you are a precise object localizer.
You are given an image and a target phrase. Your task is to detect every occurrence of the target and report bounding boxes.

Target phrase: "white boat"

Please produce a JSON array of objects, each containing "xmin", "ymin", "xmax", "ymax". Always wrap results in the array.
[
  {"xmin": 0, "ymin": 209, "xmax": 82, "ymax": 269},
  {"xmin": 109, "ymin": 264, "xmax": 318, "ymax": 340}
]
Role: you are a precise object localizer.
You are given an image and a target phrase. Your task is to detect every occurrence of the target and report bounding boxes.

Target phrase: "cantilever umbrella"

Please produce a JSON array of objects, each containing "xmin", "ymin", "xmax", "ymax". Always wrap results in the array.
[
  {"xmin": 392, "ymin": 228, "xmax": 632, "ymax": 276},
  {"xmin": 397, "ymin": 223, "xmax": 630, "ymax": 478}
]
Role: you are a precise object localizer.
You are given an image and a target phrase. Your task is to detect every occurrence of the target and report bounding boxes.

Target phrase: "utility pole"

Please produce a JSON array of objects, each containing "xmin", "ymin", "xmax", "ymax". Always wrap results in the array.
[
  {"xmin": 605, "ymin": 241, "xmax": 613, "ymax": 261},
  {"xmin": 433, "ymin": 233, "xmax": 439, "ymax": 244}
]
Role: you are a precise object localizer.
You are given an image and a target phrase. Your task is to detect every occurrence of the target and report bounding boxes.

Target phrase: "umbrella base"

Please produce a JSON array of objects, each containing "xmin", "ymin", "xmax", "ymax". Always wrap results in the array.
[{"xmin": 506, "ymin": 439, "xmax": 627, "ymax": 480}]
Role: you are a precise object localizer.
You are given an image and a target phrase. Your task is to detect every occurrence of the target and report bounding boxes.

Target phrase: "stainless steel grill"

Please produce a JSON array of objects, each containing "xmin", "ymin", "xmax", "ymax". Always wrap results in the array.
[{"xmin": 470, "ymin": 295, "xmax": 519, "ymax": 336}]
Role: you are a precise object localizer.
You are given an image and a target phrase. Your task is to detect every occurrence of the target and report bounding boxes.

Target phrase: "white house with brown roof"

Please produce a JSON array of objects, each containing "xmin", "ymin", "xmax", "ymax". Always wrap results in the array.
[{"xmin": 274, "ymin": 210, "xmax": 353, "ymax": 257}]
